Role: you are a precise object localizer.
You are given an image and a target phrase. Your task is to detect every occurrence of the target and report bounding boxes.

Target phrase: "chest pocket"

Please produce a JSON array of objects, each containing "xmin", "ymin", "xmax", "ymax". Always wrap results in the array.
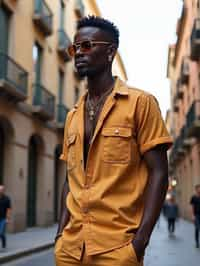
[
  {"xmin": 67, "ymin": 134, "xmax": 77, "ymax": 171},
  {"xmin": 102, "ymin": 127, "xmax": 132, "ymax": 164}
]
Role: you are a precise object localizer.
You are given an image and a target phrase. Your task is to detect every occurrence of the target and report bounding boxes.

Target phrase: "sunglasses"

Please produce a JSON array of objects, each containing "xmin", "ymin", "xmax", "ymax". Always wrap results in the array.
[{"xmin": 68, "ymin": 40, "xmax": 111, "ymax": 57}]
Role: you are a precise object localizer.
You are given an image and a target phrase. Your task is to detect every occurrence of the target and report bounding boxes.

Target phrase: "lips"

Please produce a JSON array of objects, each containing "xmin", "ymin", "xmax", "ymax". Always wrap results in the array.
[
  {"xmin": 76, "ymin": 62, "xmax": 87, "ymax": 68},
  {"xmin": 75, "ymin": 59, "xmax": 88, "ymax": 68}
]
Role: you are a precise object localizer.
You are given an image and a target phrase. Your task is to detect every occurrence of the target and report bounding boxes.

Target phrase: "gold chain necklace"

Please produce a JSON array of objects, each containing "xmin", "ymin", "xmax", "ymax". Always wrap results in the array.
[{"xmin": 86, "ymin": 88, "xmax": 113, "ymax": 121}]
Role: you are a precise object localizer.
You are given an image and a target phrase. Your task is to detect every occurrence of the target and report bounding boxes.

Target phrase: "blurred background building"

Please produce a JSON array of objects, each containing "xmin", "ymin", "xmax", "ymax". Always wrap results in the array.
[
  {"xmin": 167, "ymin": 0, "xmax": 200, "ymax": 220},
  {"xmin": 0, "ymin": 0, "xmax": 127, "ymax": 233}
]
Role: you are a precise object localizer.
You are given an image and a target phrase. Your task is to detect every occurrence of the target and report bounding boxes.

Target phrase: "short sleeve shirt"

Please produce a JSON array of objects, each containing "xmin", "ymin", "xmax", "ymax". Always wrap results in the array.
[
  {"xmin": 0, "ymin": 195, "xmax": 11, "ymax": 219},
  {"xmin": 59, "ymin": 77, "xmax": 173, "ymax": 259},
  {"xmin": 190, "ymin": 195, "xmax": 200, "ymax": 216}
]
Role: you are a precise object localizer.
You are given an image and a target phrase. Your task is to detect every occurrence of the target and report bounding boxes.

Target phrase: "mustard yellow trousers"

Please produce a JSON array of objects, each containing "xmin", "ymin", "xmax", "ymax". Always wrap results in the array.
[{"xmin": 54, "ymin": 237, "xmax": 143, "ymax": 266}]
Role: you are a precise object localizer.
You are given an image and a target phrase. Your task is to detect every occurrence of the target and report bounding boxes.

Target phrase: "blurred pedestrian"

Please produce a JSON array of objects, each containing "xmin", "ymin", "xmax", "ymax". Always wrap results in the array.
[
  {"xmin": 190, "ymin": 184, "xmax": 200, "ymax": 248},
  {"xmin": 164, "ymin": 197, "xmax": 179, "ymax": 235},
  {"xmin": 0, "ymin": 185, "xmax": 11, "ymax": 249}
]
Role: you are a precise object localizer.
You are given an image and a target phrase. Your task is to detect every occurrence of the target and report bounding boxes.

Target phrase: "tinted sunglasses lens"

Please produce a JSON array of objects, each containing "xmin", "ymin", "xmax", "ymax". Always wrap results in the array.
[
  {"xmin": 81, "ymin": 41, "xmax": 92, "ymax": 52},
  {"xmin": 68, "ymin": 45, "xmax": 76, "ymax": 57}
]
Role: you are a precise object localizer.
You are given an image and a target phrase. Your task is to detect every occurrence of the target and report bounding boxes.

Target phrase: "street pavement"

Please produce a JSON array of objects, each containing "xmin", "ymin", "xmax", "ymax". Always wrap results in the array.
[
  {"xmin": 0, "ymin": 224, "xmax": 56, "ymax": 264},
  {"xmin": 2, "ymin": 249, "xmax": 54, "ymax": 266},
  {"xmin": 144, "ymin": 216, "xmax": 200, "ymax": 266},
  {"xmin": 0, "ymin": 217, "xmax": 200, "ymax": 265}
]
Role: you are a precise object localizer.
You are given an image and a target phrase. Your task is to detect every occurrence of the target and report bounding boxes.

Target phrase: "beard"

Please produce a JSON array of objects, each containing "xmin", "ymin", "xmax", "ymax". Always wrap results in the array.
[{"xmin": 76, "ymin": 65, "xmax": 103, "ymax": 78}]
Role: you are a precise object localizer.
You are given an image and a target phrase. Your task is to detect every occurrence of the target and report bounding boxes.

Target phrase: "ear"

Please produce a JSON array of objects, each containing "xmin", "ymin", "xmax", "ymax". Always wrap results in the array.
[{"xmin": 107, "ymin": 44, "xmax": 117, "ymax": 60}]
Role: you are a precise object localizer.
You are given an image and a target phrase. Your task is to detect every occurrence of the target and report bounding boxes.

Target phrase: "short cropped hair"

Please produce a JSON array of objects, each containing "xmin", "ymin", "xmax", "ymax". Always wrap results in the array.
[{"xmin": 77, "ymin": 16, "xmax": 119, "ymax": 48}]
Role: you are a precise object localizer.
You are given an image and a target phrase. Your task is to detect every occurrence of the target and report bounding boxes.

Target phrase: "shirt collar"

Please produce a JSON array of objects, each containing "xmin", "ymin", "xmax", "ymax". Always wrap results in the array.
[
  {"xmin": 74, "ymin": 76, "xmax": 129, "ymax": 109},
  {"xmin": 112, "ymin": 77, "xmax": 129, "ymax": 96}
]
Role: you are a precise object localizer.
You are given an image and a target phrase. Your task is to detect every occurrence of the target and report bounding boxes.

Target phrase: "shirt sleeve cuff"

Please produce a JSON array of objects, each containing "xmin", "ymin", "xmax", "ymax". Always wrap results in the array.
[
  {"xmin": 140, "ymin": 136, "xmax": 173, "ymax": 155},
  {"xmin": 59, "ymin": 153, "xmax": 67, "ymax": 162}
]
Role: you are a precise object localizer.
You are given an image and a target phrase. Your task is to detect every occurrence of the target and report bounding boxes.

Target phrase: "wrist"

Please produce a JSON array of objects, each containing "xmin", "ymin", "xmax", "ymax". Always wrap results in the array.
[{"xmin": 133, "ymin": 234, "xmax": 149, "ymax": 249}]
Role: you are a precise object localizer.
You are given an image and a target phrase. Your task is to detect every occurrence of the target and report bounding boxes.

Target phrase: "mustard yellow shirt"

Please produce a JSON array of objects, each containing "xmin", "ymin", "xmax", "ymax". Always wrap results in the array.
[{"xmin": 60, "ymin": 78, "xmax": 172, "ymax": 259}]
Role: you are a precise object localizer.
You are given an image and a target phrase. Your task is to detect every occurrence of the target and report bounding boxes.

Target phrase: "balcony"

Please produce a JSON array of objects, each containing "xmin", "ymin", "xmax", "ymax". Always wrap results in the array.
[
  {"xmin": 180, "ymin": 125, "xmax": 193, "ymax": 150},
  {"xmin": 74, "ymin": 0, "xmax": 84, "ymax": 18},
  {"xmin": 181, "ymin": 57, "xmax": 189, "ymax": 84},
  {"xmin": 57, "ymin": 104, "xmax": 69, "ymax": 130},
  {"xmin": 191, "ymin": 19, "xmax": 200, "ymax": 61},
  {"xmin": 0, "ymin": 53, "xmax": 28, "ymax": 101},
  {"xmin": 33, "ymin": 0, "xmax": 53, "ymax": 37},
  {"xmin": 186, "ymin": 100, "xmax": 200, "ymax": 138},
  {"xmin": 32, "ymin": 83, "xmax": 55, "ymax": 120},
  {"xmin": 173, "ymin": 93, "xmax": 179, "ymax": 112},
  {"xmin": 174, "ymin": 136, "xmax": 185, "ymax": 157},
  {"xmin": 176, "ymin": 79, "xmax": 184, "ymax": 99},
  {"xmin": 169, "ymin": 126, "xmax": 191, "ymax": 168},
  {"xmin": 57, "ymin": 29, "xmax": 71, "ymax": 62}
]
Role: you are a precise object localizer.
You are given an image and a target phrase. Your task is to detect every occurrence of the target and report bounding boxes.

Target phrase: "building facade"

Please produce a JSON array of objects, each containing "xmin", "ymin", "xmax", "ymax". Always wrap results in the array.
[
  {"xmin": 0, "ymin": 0, "xmax": 127, "ymax": 232},
  {"xmin": 0, "ymin": 0, "xmax": 87, "ymax": 232},
  {"xmin": 167, "ymin": 0, "xmax": 200, "ymax": 220}
]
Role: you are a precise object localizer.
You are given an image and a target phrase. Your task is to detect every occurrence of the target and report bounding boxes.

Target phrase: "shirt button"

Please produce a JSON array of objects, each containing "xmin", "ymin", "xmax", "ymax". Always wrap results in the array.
[
  {"xmin": 84, "ymin": 184, "xmax": 90, "ymax": 189},
  {"xmin": 82, "ymin": 207, "xmax": 89, "ymax": 214},
  {"xmin": 115, "ymin": 129, "xmax": 119, "ymax": 134}
]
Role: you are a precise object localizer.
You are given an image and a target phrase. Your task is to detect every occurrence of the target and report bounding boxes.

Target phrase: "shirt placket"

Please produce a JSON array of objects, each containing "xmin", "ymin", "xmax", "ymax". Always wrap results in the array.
[{"xmin": 80, "ymin": 93, "xmax": 117, "ymax": 254}]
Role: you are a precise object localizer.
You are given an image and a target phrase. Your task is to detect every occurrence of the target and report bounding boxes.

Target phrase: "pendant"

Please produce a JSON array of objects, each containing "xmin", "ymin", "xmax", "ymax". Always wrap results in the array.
[{"xmin": 89, "ymin": 109, "xmax": 95, "ymax": 120}]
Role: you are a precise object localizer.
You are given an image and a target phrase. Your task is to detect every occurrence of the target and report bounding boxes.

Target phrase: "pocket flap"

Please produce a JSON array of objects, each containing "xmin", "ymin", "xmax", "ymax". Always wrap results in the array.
[
  {"xmin": 67, "ymin": 134, "xmax": 76, "ymax": 146},
  {"xmin": 102, "ymin": 127, "xmax": 132, "ymax": 138}
]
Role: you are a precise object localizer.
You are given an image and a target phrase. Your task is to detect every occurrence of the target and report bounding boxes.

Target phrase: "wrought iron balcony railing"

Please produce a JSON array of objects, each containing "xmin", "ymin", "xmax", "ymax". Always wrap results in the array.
[
  {"xmin": 176, "ymin": 79, "xmax": 184, "ymax": 100},
  {"xmin": 186, "ymin": 100, "xmax": 200, "ymax": 138},
  {"xmin": 191, "ymin": 19, "xmax": 200, "ymax": 61},
  {"xmin": 57, "ymin": 29, "xmax": 71, "ymax": 61},
  {"xmin": 33, "ymin": 0, "xmax": 53, "ymax": 36},
  {"xmin": 181, "ymin": 57, "xmax": 189, "ymax": 84},
  {"xmin": 0, "ymin": 53, "xmax": 28, "ymax": 101},
  {"xmin": 32, "ymin": 83, "xmax": 55, "ymax": 120},
  {"xmin": 57, "ymin": 104, "xmax": 69, "ymax": 124}
]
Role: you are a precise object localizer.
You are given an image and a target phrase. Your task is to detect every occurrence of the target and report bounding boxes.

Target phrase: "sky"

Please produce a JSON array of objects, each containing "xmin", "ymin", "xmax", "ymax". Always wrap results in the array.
[{"xmin": 96, "ymin": 0, "xmax": 183, "ymax": 118}]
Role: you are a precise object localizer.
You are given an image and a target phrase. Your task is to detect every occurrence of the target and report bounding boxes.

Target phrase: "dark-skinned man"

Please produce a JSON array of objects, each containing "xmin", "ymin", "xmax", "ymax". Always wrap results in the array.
[{"xmin": 54, "ymin": 16, "xmax": 172, "ymax": 266}]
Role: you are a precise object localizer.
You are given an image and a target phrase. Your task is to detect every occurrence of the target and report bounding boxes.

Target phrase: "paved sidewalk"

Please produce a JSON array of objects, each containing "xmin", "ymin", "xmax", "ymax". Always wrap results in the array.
[
  {"xmin": 145, "ymin": 216, "xmax": 200, "ymax": 266},
  {"xmin": 0, "ymin": 225, "xmax": 57, "ymax": 264}
]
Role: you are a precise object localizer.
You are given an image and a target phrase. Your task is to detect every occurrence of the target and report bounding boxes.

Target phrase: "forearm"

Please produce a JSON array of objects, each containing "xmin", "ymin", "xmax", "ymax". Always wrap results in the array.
[
  {"xmin": 135, "ymin": 171, "xmax": 168, "ymax": 246},
  {"xmin": 56, "ymin": 179, "xmax": 70, "ymax": 236},
  {"xmin": 191, "ymin": 206, "xmax": 195, "ymax": 219},
  {"xmin": 6, "ymin": 208, "xmax": 11, "ymax": 220}
]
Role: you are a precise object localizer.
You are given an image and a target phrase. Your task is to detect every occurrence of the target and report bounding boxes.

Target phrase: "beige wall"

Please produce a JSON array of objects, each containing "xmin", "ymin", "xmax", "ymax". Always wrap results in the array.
[{"xmin": 0, "ymin": 0, "xmax": 86, "ymax": 232}]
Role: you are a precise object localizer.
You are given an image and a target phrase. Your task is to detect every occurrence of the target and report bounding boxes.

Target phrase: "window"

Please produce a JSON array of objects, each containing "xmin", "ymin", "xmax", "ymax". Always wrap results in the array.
[
  {"xmin": 60, "ymin": 0, "xmax": 65, "ymax": 28},
  {"xmin": 0, "ymin": 6, "xmax": 10, "ymax": 54},
  {"xmin": 58, "ymin": 70, "xmax": 64, "ymax": 104},
  {"xmin": 33, "ymin": 43, "xmax": 43, "ymax": 84}
]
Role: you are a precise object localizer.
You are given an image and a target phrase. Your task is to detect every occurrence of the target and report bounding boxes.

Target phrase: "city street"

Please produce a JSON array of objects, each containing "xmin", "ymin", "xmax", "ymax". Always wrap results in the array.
[
  {"xmin": 145, "ymin": 216, "xmax": 200, "ymax": 266},
  {"xmin": 2, "ymin": 217, "xmax": 199, "ymax": 266},
  {"xmin": 1, "ymin": 249, "xmax": 54, "ymax": 266}
]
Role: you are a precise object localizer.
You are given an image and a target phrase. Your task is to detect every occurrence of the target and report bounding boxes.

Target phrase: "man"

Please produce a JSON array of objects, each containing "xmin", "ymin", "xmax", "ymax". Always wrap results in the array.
[
  {"xmin": 190, "ymin": 184, "xmax": 200, "ymax": 248},
  {"xmin": 163, "ymin": 196, "xmax": 179, "ymax": 236},
  {"xmin": 0, "ymin": 185, "xmax": 11, "ymax": 249},
  {"xmin": 54, "ymin": 16, "xmax": 172, "ymax": 266}
]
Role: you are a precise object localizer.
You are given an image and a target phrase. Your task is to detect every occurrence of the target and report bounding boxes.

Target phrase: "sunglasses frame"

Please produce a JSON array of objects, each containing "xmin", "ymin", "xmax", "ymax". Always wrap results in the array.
[{"xmin": 68, "ymin": 40, "xmax": 111, "ymax": 57}]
